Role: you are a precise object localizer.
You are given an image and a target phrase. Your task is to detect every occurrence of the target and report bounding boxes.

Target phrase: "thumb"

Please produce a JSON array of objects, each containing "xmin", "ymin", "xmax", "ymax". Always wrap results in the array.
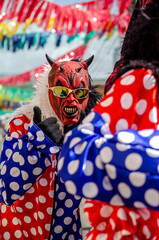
[{"xmin": 33, "ymin": 106, "xmax": 41, "ymax": 124}]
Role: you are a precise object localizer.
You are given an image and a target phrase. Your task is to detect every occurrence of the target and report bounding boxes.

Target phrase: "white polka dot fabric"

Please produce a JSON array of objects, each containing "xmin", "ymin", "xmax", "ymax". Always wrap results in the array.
[
  {"xmin": 0, "ymin": 115, "xmax": 59, "ymax": 206},
  {"xmin": 59, "ymin": 68, "xmax": 159, "ymax": 239},
  {"xmin": 51, "ymin": 175, "xmax": 82, "ymax": 239},
  {"xmin": 0, "ymin": 115, "xmax": 82, "ymax": 239},
  {"xmin": 59, "ymin": 111, "xmax": 159, "ymax": 209}
]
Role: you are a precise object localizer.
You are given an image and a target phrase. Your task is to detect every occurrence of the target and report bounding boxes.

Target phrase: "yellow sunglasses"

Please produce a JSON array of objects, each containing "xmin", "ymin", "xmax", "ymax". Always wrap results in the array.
[{"xmin": 49, "ymin": 86, "xmax": 89, "ymax": 99}]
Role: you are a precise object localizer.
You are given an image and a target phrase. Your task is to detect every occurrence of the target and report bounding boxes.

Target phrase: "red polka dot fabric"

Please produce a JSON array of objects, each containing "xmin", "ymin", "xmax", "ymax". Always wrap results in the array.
[
  {"xmin": 94, "ymin": 68, "xmax": 159, "ymax": 134},
  {"xmin": 84, "ymin": 200, "xmax": 159, "ymax": 240},
  {"xmin": 84, "ymin": 68, "xmax": 159, "ymax": 239},
  {"xmin": 0, "ymin": 115, "xmax": 56, "ymax": 240}
]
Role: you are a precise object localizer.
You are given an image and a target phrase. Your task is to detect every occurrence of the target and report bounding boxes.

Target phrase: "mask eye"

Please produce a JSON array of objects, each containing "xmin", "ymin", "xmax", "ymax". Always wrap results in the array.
[
  {"xmin": 60, "ymin": 67, "xmax": 64, "ymax": 72},
  {"xmin": 53, "ymin": 86, "xmax": 69, "ymax": 98},
  {"xmin": 74, "ymin": 88, "xmax": 89, "ymax": 99},
  {"xmin": 76, "ymin": 67, "xmax": 82, "ymax": 72},
  {"xmin": 56, "ymin": 80, "xmax": 63, "ymax": 86},
  {"xmin": 78, "ymin": 81, "xmax": 85, "ymax": 88}
]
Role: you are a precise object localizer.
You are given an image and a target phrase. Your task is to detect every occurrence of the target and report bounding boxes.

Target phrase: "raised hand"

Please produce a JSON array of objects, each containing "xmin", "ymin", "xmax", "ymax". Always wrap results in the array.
[{"xmin": 33, "ymin": 106, "xmax": 63, "ymax": 146}]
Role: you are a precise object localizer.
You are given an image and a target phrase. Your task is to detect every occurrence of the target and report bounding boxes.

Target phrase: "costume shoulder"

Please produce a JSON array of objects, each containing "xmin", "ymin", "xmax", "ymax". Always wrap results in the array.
[
  {"xmin": 95, "ymin": 66, "xmax": 158, "ymax": 134},
  {"xmin": 104, "ymin": 60, "xmax": 159, "ymax": 95},
  {"xmin": 9, "ymin": 114, "xmax": 30, "ymax": 138}
]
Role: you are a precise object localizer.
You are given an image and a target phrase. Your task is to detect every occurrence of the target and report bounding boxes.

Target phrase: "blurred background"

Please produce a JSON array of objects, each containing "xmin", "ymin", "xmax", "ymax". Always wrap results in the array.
[
  {"xmin": 0, "ymin": 0, "xmax": 136, "ymax": 130},
  {"xmin": 0, "ymin": 0, "xmax": 136, "ymax": 236}
]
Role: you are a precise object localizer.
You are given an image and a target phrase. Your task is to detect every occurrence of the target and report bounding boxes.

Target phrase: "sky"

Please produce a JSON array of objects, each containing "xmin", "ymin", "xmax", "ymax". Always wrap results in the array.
[
  {"xmin": 51, "ymin": 0, "xmax": 92, "ymax": 5},
  {"xmin": 51, "ymin": 0, "xmax": 118, "ymax": 14}
]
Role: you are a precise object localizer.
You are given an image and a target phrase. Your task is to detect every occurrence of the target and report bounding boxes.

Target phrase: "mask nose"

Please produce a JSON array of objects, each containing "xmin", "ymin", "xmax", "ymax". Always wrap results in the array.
[{"xmin": 67, "ymin": 91, "xmax": 76, "ymax": 100}]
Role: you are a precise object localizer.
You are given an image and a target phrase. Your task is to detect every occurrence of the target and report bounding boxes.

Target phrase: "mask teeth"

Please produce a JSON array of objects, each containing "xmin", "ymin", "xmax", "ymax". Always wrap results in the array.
[{"xmin": 64, "ymin": 106, "xmax": 77, "ymax": 114}]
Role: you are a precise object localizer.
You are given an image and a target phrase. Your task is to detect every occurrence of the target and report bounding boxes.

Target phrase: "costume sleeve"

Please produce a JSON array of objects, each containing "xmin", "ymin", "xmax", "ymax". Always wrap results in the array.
[
  {"xmin": 0, "ymin": 116, "xmax": 60, "ymax": 206},
  {"xmin": 58, "ymin": 110, "xmax": 159, "ymax": 211}
]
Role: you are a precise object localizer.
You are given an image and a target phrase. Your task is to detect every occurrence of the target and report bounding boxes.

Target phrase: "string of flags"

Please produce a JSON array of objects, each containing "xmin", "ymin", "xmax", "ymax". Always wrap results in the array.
[
  {"xmin": 0, "ymin": 0, "xmax": 132, "ymax": 50},
  {"xmin": 0, "ymin": 31, "xmax": 51, "ymax": 52},
  {"xmin": 0, "ymin": 31, "xmax": 97, "ymax": 52},
  {"xmin": 0, "ymin": 0, "xmax": 132, "ymax": 33}
]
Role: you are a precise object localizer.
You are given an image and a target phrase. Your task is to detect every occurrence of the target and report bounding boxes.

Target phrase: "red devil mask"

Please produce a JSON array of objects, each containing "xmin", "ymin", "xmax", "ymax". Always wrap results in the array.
[{"xmin": 46, "ymin": 54, "xmax": 94, "ymax": 125}]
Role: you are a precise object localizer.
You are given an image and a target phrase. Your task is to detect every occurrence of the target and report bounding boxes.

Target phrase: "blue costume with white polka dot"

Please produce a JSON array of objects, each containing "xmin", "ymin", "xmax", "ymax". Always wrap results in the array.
[
  {"xmin": 59, "ymin": 111, "xmax": 159, "ymax": 210},
  {"xmin": 0, "ymin": 119, "xmax": 82, "ymax": 239}
]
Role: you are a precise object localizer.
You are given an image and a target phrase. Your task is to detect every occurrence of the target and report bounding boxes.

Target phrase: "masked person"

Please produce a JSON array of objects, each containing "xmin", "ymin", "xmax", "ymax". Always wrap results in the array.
[
  {"xmin": 58, "ymin": 1, "xmax": 159, "ymax": 239},
  {"xmin": 0, "ymin": 54, "xmax": 101, "ymax": 240}
]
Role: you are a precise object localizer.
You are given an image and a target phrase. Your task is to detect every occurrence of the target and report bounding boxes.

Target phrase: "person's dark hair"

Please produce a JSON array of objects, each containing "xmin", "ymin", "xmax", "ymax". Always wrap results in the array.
[{"xmin": 121, "ymin": 0, "xmax": 159, "ymax": 63}]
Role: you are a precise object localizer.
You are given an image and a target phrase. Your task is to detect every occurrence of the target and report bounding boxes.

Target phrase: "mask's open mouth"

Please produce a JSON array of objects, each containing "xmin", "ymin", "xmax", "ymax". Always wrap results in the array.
[{"xmin": 64, "ymin": 106, "xmax": 78, "ymax": 116}]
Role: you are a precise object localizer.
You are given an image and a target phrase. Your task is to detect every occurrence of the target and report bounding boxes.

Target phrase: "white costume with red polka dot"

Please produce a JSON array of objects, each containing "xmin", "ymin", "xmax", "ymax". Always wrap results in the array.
[{"xmin": 59, "ymin": 68, "xmax": 159, "ymax": 239}]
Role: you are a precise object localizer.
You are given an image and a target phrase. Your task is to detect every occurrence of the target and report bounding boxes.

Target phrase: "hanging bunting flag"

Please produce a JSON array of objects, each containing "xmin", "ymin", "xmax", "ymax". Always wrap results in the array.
[
  {"xmin": 37, "ymin": 31, "xmax": 51, "ymax": 48},
  {"xmin": 0, "ymin": 31, "xmax": 52, "ymax": 51},
  {"xmin": 0, "ymin": 0, "xmax": 132, "ymax": 35},
  {"xmin": 0, "ymin": 71, "xmax": 31, "ymax": 86},
  {"xmin": 0, "ymin": 30, "xmax": 92, "ymax": 52},
  {"xmin": 117, "ymin": 0, "xmax": 132, "ymax": 14}
]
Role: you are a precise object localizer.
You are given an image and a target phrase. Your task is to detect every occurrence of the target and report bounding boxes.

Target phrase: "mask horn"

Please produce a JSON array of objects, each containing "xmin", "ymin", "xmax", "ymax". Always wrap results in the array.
[
  {"xmin": 84, "ymin": 55, "xmax": 94, "ymax": 67},
  {"xmin": 45, "ymin": 54, "xmax": 55, "ymax": 66}
]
